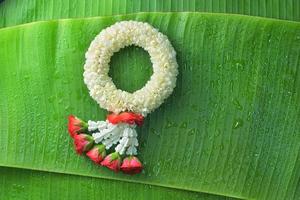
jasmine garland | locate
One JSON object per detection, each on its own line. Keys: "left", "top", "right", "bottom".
{"left": 68, "top": 21, "right": 178, "bottom": 174}
{"left": 83, "top": 20, "right": 178, "bottom": 116}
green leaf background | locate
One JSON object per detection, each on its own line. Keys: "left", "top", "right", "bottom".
{"left": 0, "top": 1, "right": 299, "bottom": 200}
{"left": 0, "top": 0, "right": 300, "bottom": 28}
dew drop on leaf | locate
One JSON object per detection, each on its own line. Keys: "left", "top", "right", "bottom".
{"left": 150, "top": 128, "right": 160, "bottom": 137}
{"left": 232, "top": 99, "right": 243, "bottom": 110}
{"left": 153, "top": 161, "right": 161, "bottom": 176}
{"left": 180, "top": 122, "right": 187, "bottom": 128}
{"left": 214, "top": 129, "right": 221, "bottom": 137}
{"left": 232, "top": 118, "right": 243, "bottom": 129}
{"left": 188, "top": 128, "right": 196, "bottom": 136}
{"left": 164, "top": 121, "right": 177, "bottom": 129}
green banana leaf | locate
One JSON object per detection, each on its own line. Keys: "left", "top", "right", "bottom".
{"left": 0, "top": 12, "right": 299, "bottom": 199}
{"left": 1, "top": 166, "right": 235, "bottom": 200}
{"left": 0, "top": 0, "right": 300, "bottom": 28}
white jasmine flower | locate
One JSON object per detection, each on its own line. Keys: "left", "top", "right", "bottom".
{"left": 88, "top": 120, "right": 98, "bottom": 131}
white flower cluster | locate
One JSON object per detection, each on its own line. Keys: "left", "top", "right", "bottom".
{"left": 88, "top": 120, "right": 138, "bottom": 155}
{"left": 84, "top": 20, "right": 178, "bottom": 116}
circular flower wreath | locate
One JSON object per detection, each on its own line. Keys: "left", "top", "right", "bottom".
{"left": 68, "top": 21, "right": 178, "bottom": 174}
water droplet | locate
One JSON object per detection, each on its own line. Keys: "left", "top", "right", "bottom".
{"left": 219, "top": 143, "right": 224, "bottom": 150}
{"left": 53, "top": 70, "right": 60, "bottom": 79}
{"left": 236, "top": 62, "right": 243, "bottom": 70}
{"left": 140, "top": 140, "right": 147, "bottom": 148}
{"left": 48, "top": 96, "right": 54, "bottom": 103}
{"left": 64, "top": 105, "right": 70, "bottom": 110}
{"left": 164, "top": 121, "right": 177, "bottom": 129}
{"left": 180, "top": 122, "right": 187, "bottom": 128}
{"left": 233, "top": 99, "right": 243, "bottom": 110}
{"left": 150, "top": 128, "right": 160, "bottom": 137}
{"left": 188, "top": 128, "right": 196, "bottom": 136}
{"left": 214, "top": 129, "right": 221, "bottom": 137}
{"left": 153, "top": 161, "right": 161, "bottom": 176}
{"left": 210, "top": 80, "right": 216, "bottom": 88}
{"left": 247, "top": 111, "right": 253, "bottom": 121}
{"left": 233, "top": 118, "right": 243, "bottom": 129}
{"left": 229, "top": 80, "right": 234, "bottom": 92}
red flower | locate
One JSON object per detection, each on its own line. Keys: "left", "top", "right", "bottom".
{"left": 107, "top": 112, "right": 144, "bottom": 126}
{"left": 73, "top": 134, "right": 94, "bottom": 155}
{"left": 101, "top": 152, "right": 121, "bottom": 172}
{"left": 120, "top": 156, "right": 143, "bottom": 174}
{"left": 68, "top": 115, "right": 87, "bottom": 138}
{"left": 86, "top": 144, "right": 106, "bottom": 164}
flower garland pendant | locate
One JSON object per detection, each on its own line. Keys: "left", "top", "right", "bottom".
{"left": 67, "top": 21, "right": 178, "bottom": 174}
